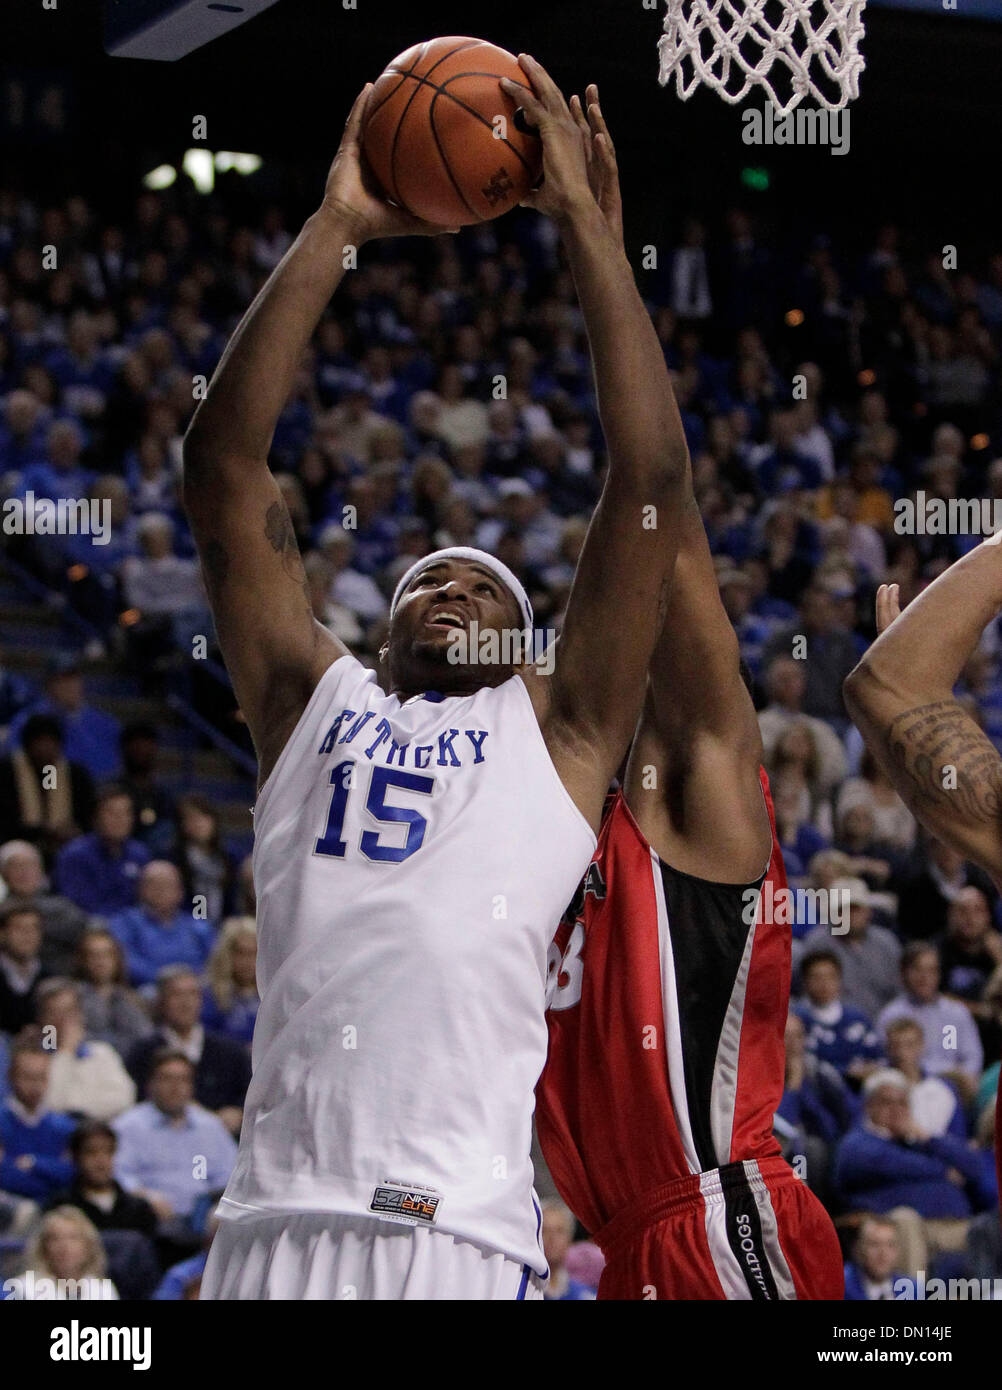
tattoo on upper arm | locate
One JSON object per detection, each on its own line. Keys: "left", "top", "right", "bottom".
{"left": 887, "top": 699, "right": 1002, "bottom": 825}
{"left": 264, "top": 501, "right": 301, "bottom": 569}
{"left": 264, "top": 500, "right": 316, "bottom": 632}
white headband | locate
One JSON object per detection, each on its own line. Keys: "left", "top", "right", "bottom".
{"left": 390, "top": 547, "right": 534, "bottom": 634}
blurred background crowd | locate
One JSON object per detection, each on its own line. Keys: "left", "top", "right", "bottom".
{"left": 2, "top": 172, "right": 1002, "bottom": 1300}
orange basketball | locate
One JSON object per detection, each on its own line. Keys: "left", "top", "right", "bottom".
{"left": 361, "top": 36, "right": 543, "bottom": 227}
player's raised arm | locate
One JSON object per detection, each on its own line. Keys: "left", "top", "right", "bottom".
{"left": 557, "top": 86, "right": 769, "bottom": 878}
{"left": 502, "top": 59, "right": 688, "bottom": 823}
{"left": 844, "top": 535, "right": 1002, "bottom": 888}
{"left": 182, "top": 86, "right": 456, "bottom": 784}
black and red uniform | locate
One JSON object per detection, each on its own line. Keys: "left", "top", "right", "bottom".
{"left": 537, "top": 768, "right": 843, "bottom": 1300}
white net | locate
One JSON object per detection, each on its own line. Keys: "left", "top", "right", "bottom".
{"left": 658, "top": 0, "right": 867, "bottom": 114}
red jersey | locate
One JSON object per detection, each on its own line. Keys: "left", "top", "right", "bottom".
{"left": 537, "top": 767, "right": 790, "bottom": 1238}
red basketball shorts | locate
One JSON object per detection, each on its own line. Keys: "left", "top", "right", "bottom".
{"left": 594, "top": 1156, "right": 844, "bottom": 1301}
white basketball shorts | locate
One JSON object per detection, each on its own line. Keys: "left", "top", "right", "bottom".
{"left": 200, "top": 1211, "right": 546, "bottom": 1301}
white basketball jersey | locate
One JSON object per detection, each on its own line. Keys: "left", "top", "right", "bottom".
{"left": 218, "top": 653, "right": 595, "bottom": 1275}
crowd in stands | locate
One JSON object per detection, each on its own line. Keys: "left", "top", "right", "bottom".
{"left": 3, "top": 175, "right": 1002, "bottom": 1297}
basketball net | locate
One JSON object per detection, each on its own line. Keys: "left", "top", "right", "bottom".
{"left": 658, "top": 0, "right": 866, "bottom": 114}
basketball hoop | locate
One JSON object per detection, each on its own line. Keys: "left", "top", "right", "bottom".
{"left": 658, "top": 0, "right": 867, "bottom": 114}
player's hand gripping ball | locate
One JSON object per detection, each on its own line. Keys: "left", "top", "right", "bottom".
{"left": 361, "top": 36, "right": 543, "bottom": 226}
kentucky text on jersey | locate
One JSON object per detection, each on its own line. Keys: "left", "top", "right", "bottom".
{"left": 318, "top": 707, "right": 490, "bottom": 769}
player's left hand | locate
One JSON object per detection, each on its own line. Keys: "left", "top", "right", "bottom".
{"left": 320, "top": 85, "right": 460, "bottom": 244}
{"left": 500, "top": 55, "right": 595, "bottom": 225}
{"left": 875, "top": 581, "right": 901, "bottom": 635}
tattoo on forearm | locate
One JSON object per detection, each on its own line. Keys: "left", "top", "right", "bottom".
{"left": 887, "top": 699, "right": 1002, "bottom": 825}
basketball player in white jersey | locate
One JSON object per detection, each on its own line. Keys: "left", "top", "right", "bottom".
{"left": 188, "top": 56, "right": 692, "bottom": 1299}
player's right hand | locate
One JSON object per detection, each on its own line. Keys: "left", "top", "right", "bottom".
{"left": 875, "top": 582, "right": 901, "bottom": 635}
{"left": 320, "top": 86, "right": 460, "bottom": 244}
{"left": 569, "top": 85, "right": 623, "bottom": 251}
{"left": 500, "top": 55, "right": 597, "bottom": 226}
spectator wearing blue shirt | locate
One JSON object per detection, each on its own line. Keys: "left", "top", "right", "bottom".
{"left": 761, "top": 584, "right": 860, "bottom": 725}
{"left": 844, "top": 1215, "right": 906, "bottom": 1301}
{"left": 343, "top": 475, "right": 399, "bottom": 576}
{"left": 0, "top": 1041, "right": 75, "bottom": 1203}
{"left": 718, "top": 568, "right": 774, "bottom": 676}
{"left": 776, "top": 1012, "right": 854, "bottom": 1206}
{"left": 834, "top": 1070, "right": 993, "bottom": 1277}
{"left": 43, "top": 312, "right": 115, "bottom": 416}
{"left": 796, "top": 949, "right": 883, "bottom": 1084}
{"left": 769, "top": 765, "right": 831, "bottom": 880}
{"left": 54, "top": 785, "right": 149, "bottom": 916}
{"left": 753, "top": 410, "right": 825, "bottom": 495}
{"left": 109, "top": 861, "right": 214, "bottom": 990}
{"left": 113, "top": 1050, "right": 236, "bottom": 1224}
{"left": 541, "top": 1201, "right": 596, "bottom": 1301}
{"left": 15, "top": 418, "right": 93, "bottom": 504}
{"left": 8, "top": 654, "right": 122, "bottom": 781}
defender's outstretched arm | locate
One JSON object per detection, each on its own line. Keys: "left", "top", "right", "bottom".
{"left": 844, "top": 534, "right": 1002, "bottom": 888}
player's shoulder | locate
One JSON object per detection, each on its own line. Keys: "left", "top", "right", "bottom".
{"left": 323, "top": 648, "right": 377, "bottom": 691}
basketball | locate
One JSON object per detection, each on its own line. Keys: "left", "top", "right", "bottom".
{"left": 361, "top": 36, "right": 543, "bottom": 227}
